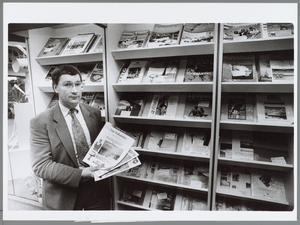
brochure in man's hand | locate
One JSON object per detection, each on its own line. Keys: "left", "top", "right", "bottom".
{"left": 83, "top": 122, "right": 140, "bottom": 181}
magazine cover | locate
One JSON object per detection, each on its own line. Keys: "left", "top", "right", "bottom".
{"left": 270, "top": 60, "right": 294, "bottom": 82}
{"left": 86, "top": 63, "right": 104, "bottom": 83}
{"left": 80, "top": 92, "right": 95, "bottom": 105}
{"left": 232, "top": 131, "right": 254, "bottom": 161}
{"left": 142, "top": 58, "right": 179, "bottom": 83}
{"left": 120, "top": 181, "right": 147, "bottom": 205}
{"left": 37, "top": 37, "right": 69, "bottom": 57}
{"left": 266, "top": 23, "right": 294, "bottom": 38}
{"left": 179, "top": 163, "right": 209, "bottom": 189}
{"left": 115, "top": 93, "right": 146, "bottom": 117}
{"left": 83, "top": 122, "right": 135, "bottom": 170}
{"left": 220, "top": 94, "right": 255, "bottom": 122}
{"left": 230, "top": 166, "right": 252, "bottom": 196}
{"left": 148, "top": 93, "right": 180, "bottom": 118}
{"left": 223, "top": 23, "right": 262, "bottom": 41}
{"left": 76, "top": 64, "right": 95, "bottom": 82}
{"left": 147, "top": 23, "right": 183, "bottom": 47}
{"left": 117, "top": 30, "right": 150, "bottom": 49}
{"left": 117, "top": 60, "right": 148, "bottom": 84}
{"left": 181, "top": 128, "right": 210, "bottom": 157}
{"left": 146, "top": 128, "right": 178, "bottom": 152}
{"left": 180, "top": 23, "right": 214, "bottom": 44}
{"left": 44, "top": 66, "right": 56, "bottom": 82}
{"left": 149, "top": 186, "right": 175, "bottom": 210}
{"left": 87, "top": 34, "right": 103, "bottom": 53}
{"left": 180, "top": 194, "right": 207, "bottom": 211}
{"left": 222, "top": 54, "right": 256, "bottom": 82}
{"left": 90, "top": 92, "right": 105, "bottom": 116}
{"left": 121, "top": 159, "right": 148, "bottom": 178}
{"left": 256, "top": 93, "right": 294, "bottom": 124}
{"left": 184, "top": 56, "right": 214, "bottom": 82}
{"left": 153, "top": 160, "right": 181, "bottom": 184}
{"left": 60, "top": 33, "right": 95, "bottom": 55}
{"left": 252, "top": 169, "right": 287, "bottom": 203}
{"left": 219, "top": 130, "right": 232, "bottom": 158}
{"left": 183, "top": 93, "right": 212, "bottom": 120}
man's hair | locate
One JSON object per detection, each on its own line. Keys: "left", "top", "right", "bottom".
{"left": 51, "top": 65, "right": 82, "bottom": 90}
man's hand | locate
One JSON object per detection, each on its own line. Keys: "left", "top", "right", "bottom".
{"left": 80, "top": 166, "right": 102, "bottom": 182}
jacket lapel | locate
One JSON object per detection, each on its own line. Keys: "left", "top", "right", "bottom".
{"left": 53, "top": 104, "right": 79, "bottom": 167}
{"left": 80, "top": 103, "right": 98, "bottom": 143}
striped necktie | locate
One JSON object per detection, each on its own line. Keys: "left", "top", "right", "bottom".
{"left": 69, "top": 108, "right": 90, "bottom": 167}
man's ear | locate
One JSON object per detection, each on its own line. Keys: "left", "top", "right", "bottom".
{"left": 53, "top": 84, "right": 58, "bottom": 93}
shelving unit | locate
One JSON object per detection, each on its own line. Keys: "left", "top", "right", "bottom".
{"left": 27, "top": 23, "right": 106, "bottom": 115}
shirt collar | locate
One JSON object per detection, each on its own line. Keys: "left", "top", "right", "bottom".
{"left": 58, "top": 101, "right": 81, "bottom": 117}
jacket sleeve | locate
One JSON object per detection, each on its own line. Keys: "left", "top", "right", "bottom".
{"left": 30, "top": 117, "right": 82, "bottom": 188}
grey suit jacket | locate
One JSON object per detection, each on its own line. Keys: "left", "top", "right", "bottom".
{"left": 30, "top": 103, "right": 108, "bottom": 210}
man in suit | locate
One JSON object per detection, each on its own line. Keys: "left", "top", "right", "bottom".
{"left": 30, "top": 65, "right": 111, "bottom": 210}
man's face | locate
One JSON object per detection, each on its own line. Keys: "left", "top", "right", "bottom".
{"left": 54, "top": 74, "right": 82, "bottom": 109}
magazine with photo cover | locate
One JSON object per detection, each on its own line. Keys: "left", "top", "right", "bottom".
{"left": 180, "top": 23, "right": 214, "bottom": 45}
{"left": 222, "top": 54, "right": 257, "bottom": 82}
{"left": 37, "top": 37, "right": 69, "bottom": 57}
{"left": 142, "top": 58, "right": 180, "bottom": 83}
{"left": 179, "top": 162, "right": 209, "bottom": 189}
{"left": 149, "top": 186, "right": 176, "bottom": 210}
{"left": 60, "top": 33, "right": 96, "bottom": 55}
{"left": 179, "top": 193, "right": 208, "bottom": 211}
{"left": 181, "top": 128, "right": 210, "bottom": 157}
{"left": 82, "top": 122, "right": 136, "bottom": 179}
{"left": 121, "top": 158, "right": 148, "bottom": 179}
{"left": 232, "top": 131, "right": 254, "bottom": 161}
{"left": 256, "top": 93, "right": 294, "bottom": 125}
{"left": 252, "top": 169, "right": 287, "bottom": 203}
{"left": 184, "top": 56, "right": 214, "bottom": 82}
{"left": 90, "top": 92, "right": 105, "bottom": 116}
{"left": 270, "top": 59, "right": 294, "bottom": 83}
{"left": 122, "top": 128, "right": 146, "bottom": 149}
{"left": 221, "top": 94, "right": 255, "bottom": 122}
{"left": 87, "top": 34, "right": 103, "bottom": 53}
{"left": 44, "top": 66, "right": 56, "bottom": 82}
{"left": 223, "top": 23, "right": 262, "bottom": 41}
{"left": 115, "top": 93, "right": 146, "bottom": 117}
{"left": 148, "top": 93, "right": 180, "bottom": 118}
{"left": 80, "top": 92, "right": 95, "bottom": 105}
{"left": 265, "top": 23, "right": 294, "bottom": 38}
{"left": 117, "top": 30, "right": 150, "bottom": 49}
{"left": 183, "top": 93, "right": 212, "bottom": 120}
{"left": 153, "top": 160, "right": 181, "bottom": 184}
{"left": 76, "top": 64, "right": 95, "bottom": 82}
{"left": 116, "top": 61, "right": 130, "bottom": 83}
{"left": 86, "top": 62, "right": 104, "bottom": 83}
{"left": 117, "top": 60, "right": 148, "bottom": 84}
{"left": 145, "top": 128, "right": 178, "bottom": 152}
{"left": 147, "top": 23, "right": 184, "bottom": 47}
{"left": 120, "top": 181, "right": 147, "bottom": 205}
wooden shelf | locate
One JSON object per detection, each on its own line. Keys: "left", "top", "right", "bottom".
{"left": 113, "top": 82, "right": 214, "bottom": 93}
{"left": 222, "top": 82, "right": 294, "bottom": 93}
{"left": 35, "top": 52, "right": 103, "bottom": 66}
{"left": 135, "top": 148, "right": 210, "bottom": 163}
{"left": 220, "top": 121, "right": 294, "bottom": 133}
{"left": 38, "top": 83, "right": 104, "bottom": 92}
{"left": 111, "top": 42, "right": 215, "bottom": 60}
{"left": 117, "top": 201, "right": 152, "bottom": 211}
{"left": 218, "top": 158, "right": 293, "bottom": 172}
{"left": 223, "top": 37, "right": 294, "bottom": 53}
{"left": 216, "top": 190, "right": 289, "bottom": 206}
{"left": 113, "top": 116, "right": 212, "bottom": 129}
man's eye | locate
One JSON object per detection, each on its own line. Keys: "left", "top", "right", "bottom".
{"left": 75, "top": 83, "right": 81, "bottom": 87}
{"left": 64, "top": 83, "right": 72, "bottom": 88}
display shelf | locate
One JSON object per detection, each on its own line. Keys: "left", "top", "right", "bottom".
{"left": 220, "top": 121, "right": 294, "bottom": 134}
{"left": 113, "top": 82, "right": 214, "bottom": 93}
{"left": 116, "top": 175, "right": 209, "bottom": 194}
{"left": 135, "top": 148, "right": 210, "bottom": 163}
{"left": 216, "top": 190, "right": 289, "bottom": 206}
{"left": 35, "top": 52, "right": 103, "bottom": 66}
{"left": 217, "top": 158, "right": 293, "bottom": 172}
{"left": 223, "top": 37, "right": 294, "bottom": 53}
{"left": 113, "top": 116, "right": 212, "bottom": 129}
{"left": 116, "top": 201, "right": 152, "bottom": 210}
{"left": 111, "top": 42, "right": 214, "bottom": 60}
{"left": 38, "top": 83, "right": 104, "bottom": 93}
{"left": 221, "top": 82, "right": 294, "bottom": 93}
